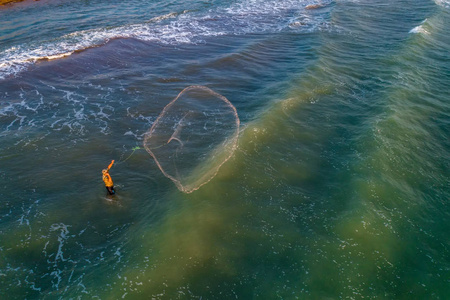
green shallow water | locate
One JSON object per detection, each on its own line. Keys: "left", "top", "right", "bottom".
{"left": 0, "top": 0, "right": 449, "bottom": 298}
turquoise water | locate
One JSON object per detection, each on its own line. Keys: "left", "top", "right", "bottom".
{"left": 0, "top": 0, "right": 449, "bottom": 298}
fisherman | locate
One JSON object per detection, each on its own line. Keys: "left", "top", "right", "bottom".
{"left": 102, "top": 160, "right": 115, "bottom": 195}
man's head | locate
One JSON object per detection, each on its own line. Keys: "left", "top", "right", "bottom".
{"left": 102, "top": 169, "right": 108, "bottom": 174}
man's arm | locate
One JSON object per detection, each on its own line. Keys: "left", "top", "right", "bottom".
{"left": 107, "top": 160, "right": 115, "bottom": 171}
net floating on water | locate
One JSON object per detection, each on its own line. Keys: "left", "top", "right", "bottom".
{"left": 144, "top": 86, "right": 240, "bottom": 193}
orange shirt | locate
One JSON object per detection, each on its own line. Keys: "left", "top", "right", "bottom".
{"left": 103, "top": 173, "right": 114, "bottom": 187}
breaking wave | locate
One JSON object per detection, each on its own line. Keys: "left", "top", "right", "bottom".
{"left": 0, "top": 0, "right": 333, "bottom": 79}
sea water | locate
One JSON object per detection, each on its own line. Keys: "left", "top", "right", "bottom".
{"left": 0, "top": 0, "right": 449, "bottom": 298}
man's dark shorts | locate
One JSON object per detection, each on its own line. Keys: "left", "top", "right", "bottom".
{"left": 106, "top": 186, "right": 115, "bottom": 195}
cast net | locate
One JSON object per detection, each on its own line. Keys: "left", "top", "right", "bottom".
{"left": 143, "top": 86, "right": 240, "bottom": 193}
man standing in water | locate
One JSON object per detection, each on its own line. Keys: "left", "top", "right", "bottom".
{"left": 102, "top": 160, "right": 115, "bottom": 195}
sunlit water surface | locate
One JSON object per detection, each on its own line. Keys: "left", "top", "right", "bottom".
{"left": 0, "top": 0, "right": 449, "bottom": 298}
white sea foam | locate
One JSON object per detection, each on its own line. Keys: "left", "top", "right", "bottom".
{"left": 49, "top": 223, "right": 71, "bottom": 264}
{"left": 43, "top": 52, "right": 75, "bottom": 61}
{"left": 0, "top": 0, "right": 331, "bottom": 79}
{"left": 0, "top": 83, "right": 118, "bottom": 137}
{"left": 409, "top": 19, "right": 430, "bottom": 35}
{"left": 409, "top": 25, "right": 429, "bottom": 35}
{"left": 434, "top": 0, "right": 450, "bottom": 8}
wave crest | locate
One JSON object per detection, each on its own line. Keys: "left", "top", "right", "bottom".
{"left": 0, "top": 0, "right": 332, "bottom": 79}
